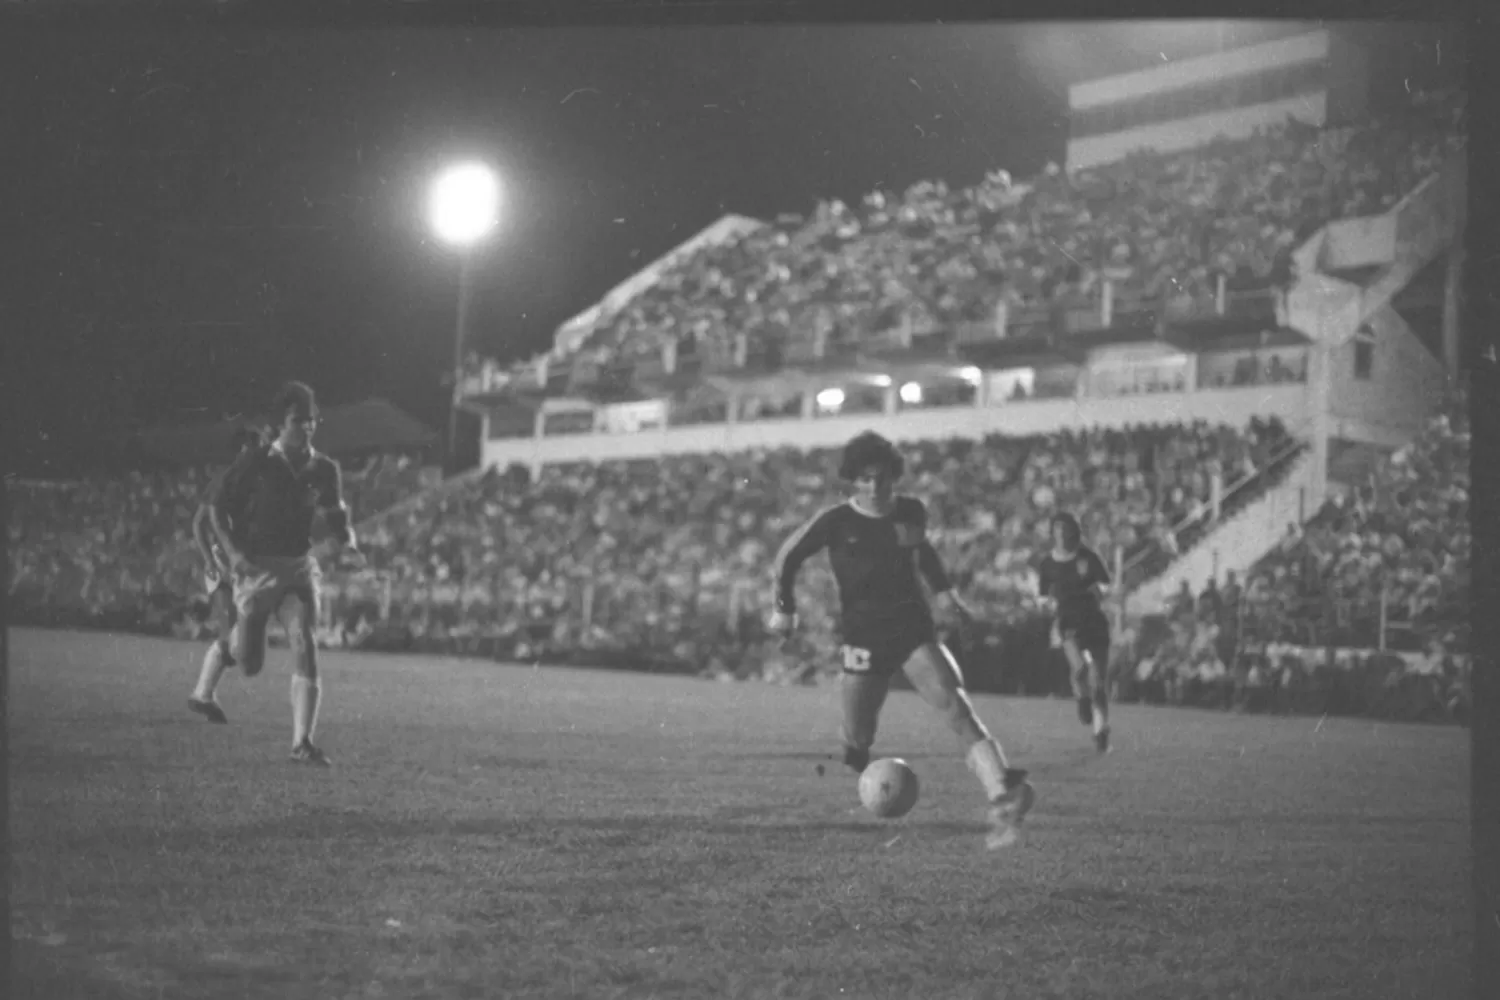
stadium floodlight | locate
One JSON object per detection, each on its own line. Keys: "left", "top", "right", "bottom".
{"left": 428, "top": 161, "right": 501, "bottom": 248}
{"left": 427, "top": 160, "right": 502, "bottom": 474}
{"left": 900, "top": 382, "right": 924, "bottom": 405}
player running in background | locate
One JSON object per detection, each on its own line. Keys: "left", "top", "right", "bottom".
{"left": 200, "top": 381, "right": 361, "bottom": 765}
{"left": 771, "top": 431, "right": 1035, "bottom": 850}
{"left": 1036, "top": 511, "right": 1113, "bottom": 754}
{"left": 187, "top": 423, "right": 268, "bottom": 724}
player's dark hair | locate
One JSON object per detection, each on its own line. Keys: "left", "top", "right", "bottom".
{"left": 838, "top": 431, "right": 904, "bottom": 482}
{"left": 271, "top": 381, "right": 318, "bottom": 423}
{"left": 1051, "top": 511, "right": 1082, "bottom": 549}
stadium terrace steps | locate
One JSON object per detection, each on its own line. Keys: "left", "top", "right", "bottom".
{"left": 1289, "top": 150, "right": 1466, "bottom": 351}
{"left": 1126, "top": 446, "right": 1315, "bottom": 617}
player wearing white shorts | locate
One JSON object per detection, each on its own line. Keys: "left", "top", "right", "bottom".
{"left": 193, "top": 381, "right": 361, "bottom": 765}
{"left": 770, "top": 431, "right": 1036, "bottom": 850}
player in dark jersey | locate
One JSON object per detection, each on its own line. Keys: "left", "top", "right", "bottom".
{"left": 203, "top": 381, "right": 361, "bottom": 765}
{"left": 771, "top": 431, "right": 1035, "bottom": 850}
{"left": 187, "top": 423, "right": 268, "bottom": 724}
{"left": 1036, "top": 511, "right": 1113, "bottom": 753}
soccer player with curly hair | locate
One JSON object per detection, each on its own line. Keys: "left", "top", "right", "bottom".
{"left": 771, "top": 430, "right": 1035, "bottom": 849}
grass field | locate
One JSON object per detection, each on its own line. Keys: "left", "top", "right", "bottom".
{"left": 9, "top": 628, "right": 1472, "bottom": 1000}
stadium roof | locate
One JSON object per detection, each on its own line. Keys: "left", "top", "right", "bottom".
{"left": 552, "top": 213, "right": 765, "bottom": 356}
{"left": 133, "top": 398, "right": 437, "bottom": 465}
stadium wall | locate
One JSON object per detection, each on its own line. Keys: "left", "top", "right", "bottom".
{"left": 1324, "top": 304, "right": 1446, "bottom": 447}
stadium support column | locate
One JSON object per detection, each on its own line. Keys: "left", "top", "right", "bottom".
{"left": 726, "top": 389, "right": 739, "bottom": 425}
{"left": 448, "top": 254, "right": 477, "bottom": 477}
{"left": 1305, "top": 339, "right": 1332, "bottom": 512}
{"left": 531, "top": 406, "right": 546, "bottom": 482}
{"left": 1443, "top": 242, "right": 1463, "bottom": 383}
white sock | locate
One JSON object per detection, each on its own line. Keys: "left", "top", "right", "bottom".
{"left": 965, "top": 739, "right": 1011, "bottom": 802}
{"left": 193, "top": 643, "right": 227, "bottom": 702}
{"left": 1092, "top": 702, "right": 1109, "bottom": 735}
{"left": 291, "top": 675, "right": 321, "bottom": 746}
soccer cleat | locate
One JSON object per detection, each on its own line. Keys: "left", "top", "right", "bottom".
{"left": 842, "top": 746, "right": 870, "bottom": 774}
{"left": 1094, "top": 727, "right": 1111, "bottom": 755}
{"left": 985, "top": 767, "right": 1035, "bottom": 850}
{"left": 1076, "top": 696, "right": 1093, "bottom": 725}
{"left": 290, "top": 741, "right": 331, "bottom": 767}
{"left": 187, "top": 697, "right": 228, "bottom": 724}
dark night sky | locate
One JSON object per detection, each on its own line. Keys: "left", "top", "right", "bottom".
{"left": 5, "top": 15, "right": 1461, "bottom": 472}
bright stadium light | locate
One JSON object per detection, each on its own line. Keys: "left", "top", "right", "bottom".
{"left": 900, "top": 382, "right": 924, "bottom": 405}
{"left": 815, "top": 388, "right": 845, "bottom": 410}
{"left": 428, "top": 162, "right": 501, "bottom": 247}
{"left": 959, "top": 366, "right": 982, "bottom": 385}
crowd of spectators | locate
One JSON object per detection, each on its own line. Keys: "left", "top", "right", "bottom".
{"left": 1239, "top": 396, "right": 1468, "bottom": 652}
{"left": 470, "top": 90, "right": 1463, "bottom": 395}
{"left": 322, "top": 420, "right": 1294, "bottom": 674}
{"left": 7, "top": 454, "right": 435, "bottom": 633}
{"left": 11, "top": 420, "right": 1288, "bottom": 660}
{"left": 10, "top": 404, "right": 1468, "bottom": 726}
{"left": 1118, "top": 389, "right": 1471, "bottom": 724}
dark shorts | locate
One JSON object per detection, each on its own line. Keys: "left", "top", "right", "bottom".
{"left": 1058, "top": 612, "right": 1110, "bottom": 667}
{"left": 1058, "top": 608, "right": 1108, "bottom": 640}
{"left": 839, "top": 616, "right": 937, "bottom": 678}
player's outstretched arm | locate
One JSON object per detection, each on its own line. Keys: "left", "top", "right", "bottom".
{"left": 768, "top": 505, "right": 835, "bottom": 635}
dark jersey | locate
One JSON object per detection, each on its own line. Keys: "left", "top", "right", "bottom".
{"left": 1037, "top": 545, "right": 1111, "bottom": 631}
{"left": 212, "top": 443, "right": 345, "bottom": 559}
{"left": 773, "top": 496, "right": 950, "bottom": 645}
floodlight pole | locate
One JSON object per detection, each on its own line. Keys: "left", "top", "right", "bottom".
{"left": 448, "top": 252, "right": 477, "bottom": 476}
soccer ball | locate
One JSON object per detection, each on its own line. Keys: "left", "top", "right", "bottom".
{"left": 858, "top": 758, "right": 920, "bottom": 819}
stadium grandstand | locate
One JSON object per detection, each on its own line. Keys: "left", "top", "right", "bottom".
{"left": 9, "top": 27, "right": 1470, "bottom": 725}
